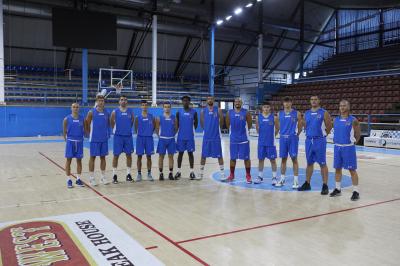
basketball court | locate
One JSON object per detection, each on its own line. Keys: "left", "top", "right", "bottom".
{"left": 1, "top": 134, "right": 399, "bottom": 265}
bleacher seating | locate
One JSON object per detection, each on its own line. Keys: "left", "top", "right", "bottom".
{"left": 308, "top": 45, "right": 400, "bottom": 77}
{"left": 4, "top": 65, "right": 235, "bottom": 106}
{"left": 270, "top": 75, "right": 400, "bottom": 119}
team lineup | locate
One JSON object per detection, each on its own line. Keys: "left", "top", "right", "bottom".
{"left": 63, "top": 93, "right": 361, "bottom": 201}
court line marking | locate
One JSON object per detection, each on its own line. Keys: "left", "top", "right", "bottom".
{"left": 38, "top": 152, "right": 209, "bottom": 266}
{"left": 175, "top": 197, "right": 400, "bottom": 245}
{"left": 0, "top": 182, "right": 218, "bottom": 210}
{"left": 145, "top": 246, "right": 158, "bottom": 250}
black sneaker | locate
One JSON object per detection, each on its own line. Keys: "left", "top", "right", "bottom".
{"left": 298, "top": 181, "right": 311, "bottom": 191}
{"left": 126, "top": 174, "right": 133, "bottom": 182}
{"left": 168, "top": 173, "right": 174, "bottom": 180}
{"left": 351, "top": 191, "right": 360, "bottom": 201}
{"left": 174, "top": 172, "right": 181, "bottom": 180}
{"left": 190, "top": 172, "right": 196, "bottom": 180}
{"left": 329, "top": 188, "right": 341, "bottom": 197}
{"left": 321, "top": 183, "right": 329, "bottom": 195}
{"left": 112, "top": 175, "right": 118, "bottom": 184}
{"left": 159, "top": 173, "right": 164, "bottom": 181}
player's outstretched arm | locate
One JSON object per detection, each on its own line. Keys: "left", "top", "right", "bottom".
{"left": 200, "top": 109, "right": 204, "bottom": 129}
{"left": 85, "top": 111, "right": 93, "bottom": 137}
{"left": 274, "top": 115, "right": 280, "bottom": 136}
{"left": 193, "top": 111, "right": 198, "bottom": 130}
{"left": 324, "top": 111, "right": 333, "bottom": 135}
{"left": 353, "top": 118, "right": 361, "bottom": 143}
{"left": 218, "top": 109, "right": 224, "bottom": 129}
{"left": 63, "top": 118, "right": 67, "bottom": 141}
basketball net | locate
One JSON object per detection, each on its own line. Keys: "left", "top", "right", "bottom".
{"left": 114, "top": 83, "right": 123, "bottom": 95}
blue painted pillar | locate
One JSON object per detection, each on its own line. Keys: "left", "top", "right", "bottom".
{"left": 209, "top": 24, "right": 215, "bottom": 96}
{"left": 82, "top": 48, "right": 88, "bottom": 105}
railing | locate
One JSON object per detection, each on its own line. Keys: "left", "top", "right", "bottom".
{"left": 224, "top": 72, "right": 288, "bottom": 87}
{"left": 352, "top": 114, "right": 400, "bottom": 136}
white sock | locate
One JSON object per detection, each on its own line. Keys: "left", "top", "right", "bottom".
{"left": 294, "top": 175, "right": 298, "bottom": 183}
{"left": 258, "top": 171, "right": 263, "bottom": 178}
{"left": 101, "top": 170, "right": 106, "bottom": 178}
{"left": 177, "top": 167, "right": 181, "bottom": 173}
{"left": 272, "top": 171, "right": 277, "bottom": 178}
{"left": 89, "top": 172, "right": 94, "bottom": 179}
{"left": 127, "top": 168, "right": 131, "bottom": 175}
{"left": 220, "top": 165, "right": 224, "bottom": 177}
{"left": 190, "top": 167, "right": 194, "bottom": 174}
{"left": 353, "top": 185, "right": 359, "bottom": 192}
{"left": 200, "top": 165, "right": 205, "bottom": 175}
{"left": 281, "top": 174, "right": 285, "bottom": 180}
{"left": 112, "top": 168, "right": 117, "bottom": 175}
{"left": 336, "top": 182, "right": 341, "bottom": 190}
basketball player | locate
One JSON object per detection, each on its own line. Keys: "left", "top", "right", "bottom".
{"left": 63, "top": 103, "right": 85, "bottom": 188}
{"left": 330, "top": 100, "right": 360, "bottom": 201}
{"left": 254, "top": 101, "right": 278, "bottom": 184}
{"left": 86, "top": 94, "right": 110, "bottom": 186}
{"left": 224, "top": 98, "right": 252, "bottom": 184}
{"left": 135, "top": 100, "right": 155, "bottom": 182}
{"left": 199, "top": 96, "right": 224, "bottom": 181}
{"left": 110, "top": 95, "right": 134, "bottom": 184}
{"left": 155, "top": 102, "right": 177, "bottom": 181}
{"left": 275, "top": 96, "right": 302, "bottom": 188}
{"left": 298, "top": 95, "right": 332, "bottom": 195}
{"left": 175, "top": 95, "right": 198, "bottom": 180}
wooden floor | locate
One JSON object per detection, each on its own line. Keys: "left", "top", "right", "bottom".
{"left": 0, "top": 135, "right": 399, "bottom": 266}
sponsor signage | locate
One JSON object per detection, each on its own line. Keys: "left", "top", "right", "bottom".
{"left": 0, "top": 212, "right": 164, "bottom": 266}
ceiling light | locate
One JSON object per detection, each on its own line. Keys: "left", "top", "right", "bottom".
{"left": 234, "top": 8, "right": 243, "bottom": 15}
{"left": 246, "top": 3, "right": 253, "bottom": 8}
{"left": 226, "top": 15, "right": 232, "bottom": 21}
{"left": 216, "top": 19, "right": 223, "bottom": 25}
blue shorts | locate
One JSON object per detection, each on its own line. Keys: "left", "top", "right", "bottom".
{"left": 157, "top": 138, "right": 176, "bottom": 155}
{"left": 230, "top": 142, "right": 250, "bottom": 160}
{"left": 305, "top": 137, "right": 327, "bottom": 165}
{"left": 65, "top": 140, "right": 83, "bottom": 159}
{"left": 279, "top": 135, "right": 299, "bottom": 158}
{"left": 176, "top": 139, "right": 195, "bottom": 152}
{"left": 258, "top": 145, "right": 277, "bottom": 160}
{"left": 113, "top": 135, "right": 134, "bottom": 156}
{"left": 136, "top": 136, "right": 154, "bottom": 156}
{"left": 90, "top": 141, "right": 109, "bottom": 157}
{"left": 334, "top": 145, "right": 357, "bottom": 170}
{"left": 202, "top": 139, "right": 222, "bottom": 158}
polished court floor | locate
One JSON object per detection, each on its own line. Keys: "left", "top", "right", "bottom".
{"left": 0, "top": 135, "right": 399, "bottom": 265}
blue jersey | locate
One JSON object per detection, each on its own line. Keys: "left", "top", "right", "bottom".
{"left": 89, "top": 108, "right": 109, "bottom": 142}
{"left": 258, "top": 113, "right": 275, "bottom": 147}
{"left": 137, "top": 113, "right": 154, "bottom": 137}
{"left": 229, "top": 108, "right": 248, "bottom": 143}
{"left": 113, "top": 108, "right": 133, "bottom": 136}
{"left": 66, "top": 114, "right": 84, "bottom": 141}
{"left": 279, "top": 110, "right": 298, "bottom": 136}
{"left": 159, "top": 114, "right": 176, "bottom": 139}
{"left": 333, "top": 115, "right": 356, "bottom": 145}
{"left": 177, "top": 108, "right": 196, "bottom": 141}
{"left": 304, "top": 108, "right": 327, "bottom": 138}
{"left": 203, "top": 106, "right": 221, "bottom": 141}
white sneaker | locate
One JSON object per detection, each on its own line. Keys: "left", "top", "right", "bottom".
{"left": 197, "top": 173, "right": 203, "bottom": 180}
{"left": 275, "top": 178, "right": 285, "bottom": 187}
{"left": 147, "top": 173, "right": 154, "bottom": 182}
{"left": 101, "top": 176, "right": 110, "bottom": 185}
{"left": 254, "top": 176, "right": 263, "bottom": 184}
{"left": 89, "top": 177, "right": 97, "bottom": 186}
{"left": 136, "top": 173, "right": 142, "bottom": 182}
{"left": 292, "top": 180, "right": 299, "bottom": 189}
{"left": 272, "top": 177, "right": 278, "bottom": 186}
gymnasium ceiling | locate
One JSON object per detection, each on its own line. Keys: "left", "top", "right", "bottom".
{"left": 3, "top": 0, "right": 400, "bottom": 76}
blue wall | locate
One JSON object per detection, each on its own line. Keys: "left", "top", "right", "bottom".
{"left": 0, "top": 106, "right": 204, "bottom": 137}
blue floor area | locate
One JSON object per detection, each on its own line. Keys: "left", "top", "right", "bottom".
{"left": 212, "top": 167, "right": 352, "bottom": 192}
